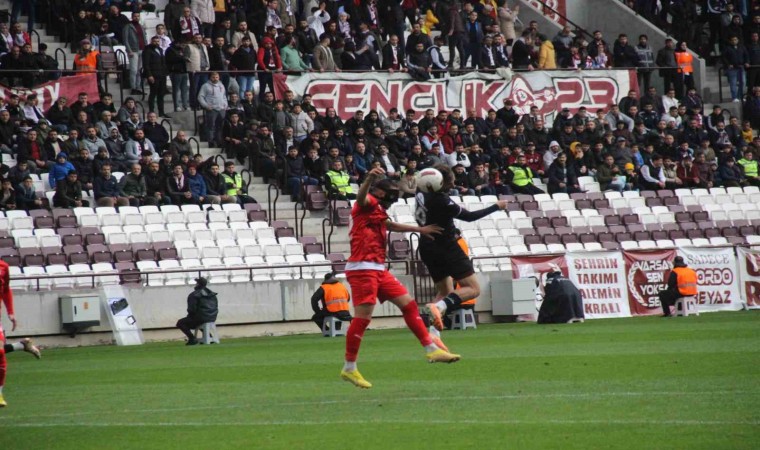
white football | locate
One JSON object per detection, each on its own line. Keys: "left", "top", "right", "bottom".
{"left": 417, "top": 168, "right": 444, "bottom": 193}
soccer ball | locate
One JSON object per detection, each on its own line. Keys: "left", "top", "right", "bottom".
{"left": 417, "top": 168, "right": 444, "bottom": 193}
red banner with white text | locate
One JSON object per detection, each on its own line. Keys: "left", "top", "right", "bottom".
{"left": 0, "top": 74, "right": 100, "bottom": 113}
{"left": 624, "top": 249, "right": 677, "bottom": 316}
{"left": 527, "top": 0, "right": 567, "bottom": 25}
{"left": 282, "top": 70, "right": 636, "bottom": 126}
{"left": 737, "top": 247, "right": 760, "bottom": 309}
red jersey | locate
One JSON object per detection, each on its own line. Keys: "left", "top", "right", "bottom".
{"left": 0, "top": 260, "right": 14, "bottom": 316}
{"left": 347, "top": 194, "right": 388, "bottom": 268}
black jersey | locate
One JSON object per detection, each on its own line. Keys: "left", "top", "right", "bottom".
{"left": 415, "top": 191, "right": 502, "bottom": 244}
{"left": 415, "top": 191, "right": 461, "bottom": 244}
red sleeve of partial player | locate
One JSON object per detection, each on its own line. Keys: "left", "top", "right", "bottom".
{"left": 1, "top": 262, "right": 13, "bottom": 316}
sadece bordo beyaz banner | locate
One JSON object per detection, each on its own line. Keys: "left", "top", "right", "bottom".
{"left": 677, "top": 246, "right": 743, "bottom": 312}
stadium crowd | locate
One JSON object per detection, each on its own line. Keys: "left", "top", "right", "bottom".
{"left": 0, "top": 1, "right": 755, "bottom": 212}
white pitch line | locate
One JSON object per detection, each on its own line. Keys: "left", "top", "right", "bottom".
{"left": 2, "top": 418, "right": 759, "bottom": 428}
{"left": 0, "top": 390, "right": 756, "bottom": 421}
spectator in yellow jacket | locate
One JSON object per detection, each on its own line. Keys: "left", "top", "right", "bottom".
{"left": 538, "top": 39, "right": 557, "bottom": 69}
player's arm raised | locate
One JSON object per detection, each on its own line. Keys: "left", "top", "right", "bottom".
{"left": 356, "top": 167, "right": 386, "bottom": 208}
{"left": 387, "top": 221, "right": 443, "bottom": 239}
{"left": 455, "top": 200, "right": 508, "bottom": 222}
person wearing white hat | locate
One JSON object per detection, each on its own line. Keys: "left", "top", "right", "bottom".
{"left": 543, "top": 140, "right": 561, "bottom": 169}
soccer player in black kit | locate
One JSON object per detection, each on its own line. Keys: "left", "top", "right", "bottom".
{"left": 416, "top": 165, "right": 508, "bottom": 330}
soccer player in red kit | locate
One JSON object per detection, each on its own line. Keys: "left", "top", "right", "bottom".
{"left": 341, "top": 168, "right": 461, "bottom": 389}
{"left": 0, "top": 259, "right": 17, "bottom": 407}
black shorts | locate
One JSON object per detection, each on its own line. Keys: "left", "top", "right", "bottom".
{"left": 419, "top": 239, "right": 475, "bottom": 283}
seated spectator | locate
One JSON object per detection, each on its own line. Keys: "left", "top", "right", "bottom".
{"left": 94, "top": 163, "right": 129, "bottom": 207}
{"left": 693, "top": 152, "right": 715, "bottom": 188}
{"left": 468, "top": 162, "right": 493, "bottom": 195}
{"left": 144, "top": 161, "right": 169, "bottom": 205}
{"left": 719, "top": 157, "right": 746, "bottom": 187}
{"left": 222, "top": 112, "right": 247, "bottom": 162}
{"left": 505, "top": 154, "right": 544, "bottom": 194}
{"left": 203, "top": 162, "right": 235, "bottom": 204}
{"left": 169, "top": 131, "right": 192, "bottom": 160}
{"left": 596, "top": 154, "right": 625, "bottom": 193}
{"left": 222, "top": 161, "right": 256, "bottom": 205}
{"left": 83, "top": 126, "right": 107, "bottom": 156}
{"left": 7, "top": 160, "right": 31, "bottom": 188}
{"left": 121, "top": 111, "right": 144, "bottom": 140}
{"left": 16, "top": 129, "right": 50, "bottom": 172}
{"left": 445, "top": 164, "right": 471, "bottom": 196}
{"left": 0, "top": 110, "right": 17, "bottom": 155}
{"left": 119, "top": 163, "right": 156, "bottom": 206}
{"left": 546, "top": 152, "right": 581, "bottom": 194}
{"left": 166, "top": 163, "right": 194, "bottom": 204}
{"left": 662, "top": 156, "right": 683, "bottom": 189}
{"left": 72, "top": 148, "right": 95, "bottom": 192}
{"left": 15, "top": 176, "right": 43, "bottom": 210}
{"left": 117, "top": 97, "right": 139, "bottom": 124}
{"left": 125, "top": 129, "right": 158, "bottom": 165}
{"left": 48, "top": 152, "right": 75, "bottom": 190}
{"left": 187, "top": 163, "right": 219, "bottom": 204}
{"left": 325, "top": 159, "right": 356, "bottom": 200}
{"left": 53, "top": 170, "right": 88, "bottom": 208}
{"left": 95, "top": 111, "right": 119, "bottom": 140}
{"left": 93, "top": 93, "right": 117, "bottom": 124}
{"left": 0, "top": 178, "right": 16, "bottom": 211}
{"left": 676, "top": 155, "right": 704, "bottom": 188}
{"left": 737, "top": 148, "right": 760, "bottom": 186}
{"left": 142, "top": 112, "right": 170, "bottom": 153}
{"left": 45, "top": 97, "right": 74, "bottom": 133}
{"left": 639, "top": 154, "right": 666, "bottom": 190}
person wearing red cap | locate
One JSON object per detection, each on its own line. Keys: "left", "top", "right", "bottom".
{"left": 256, "top": 37, "right": 282, "bottom": 101}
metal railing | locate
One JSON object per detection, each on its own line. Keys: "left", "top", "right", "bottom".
{"left": 267, "top": 182, "right": 280, "bottom": 224}
{"left": 160, "top": 118, "right": 173, "bottom": 138}
{"left": 187, "top": 136, "right": 201, "bottom": 156}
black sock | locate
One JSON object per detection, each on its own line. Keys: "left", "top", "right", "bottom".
{"left": 4, "top": 344, "right": 13, "bottom": 353}
{"left": 443, "top": 293, "right": 463, "bottom": 311}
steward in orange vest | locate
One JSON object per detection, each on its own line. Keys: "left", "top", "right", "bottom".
{"left": 659, "top": 256, "right": 698, "bottom": 317}
{"left": 311, "top": 272, "right": 352, "bottom": 330}
{"left": 74, "top": 40, "right": 101, "bottom": 73}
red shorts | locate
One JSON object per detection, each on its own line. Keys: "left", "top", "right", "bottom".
{"left": 346, "top": 270, "right": 409, "bottom": 306}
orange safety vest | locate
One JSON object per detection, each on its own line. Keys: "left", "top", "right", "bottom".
{"left": 675, "top": 52, "right": 693, "bottom": 74}
{"left": 322, "top": 282, "right": 350, "bottom": 313}
{"left": 672, "top": 266, "right": 698, "bottom": 296}
{"left": 74, "top": 50, "right": 99, "bottom": 73}
{"left": 457, "top": 238, "right": 476, "bottom": 306}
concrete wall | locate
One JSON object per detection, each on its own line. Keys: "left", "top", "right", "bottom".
{"left": 551, "top": 0, "right": 706, "bottom": 95}
{"left": 3, "top": 271, "right": 514, "bottom": 343}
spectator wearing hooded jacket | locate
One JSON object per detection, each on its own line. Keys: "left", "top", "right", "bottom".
{"left": 257, "top": 37, "right": 282, "bottom": 101}
{"left": 48, "top": 152, "right": 76, "bottom": 189}
{"left": 187, "top": 163, "right": 220, "bottom": 204}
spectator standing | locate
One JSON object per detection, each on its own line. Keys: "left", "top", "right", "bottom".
{"left": 497, "top": 2, "right": 519, "bottom": 45}
{"left": 447, "top": 2, "right": 466, "bottom": 69}
{"left": 312, "top": 34, "right": 336, "bottom": 72}
{"left": 198, "top": 72, "right": 228, "bottom": 147}
{"left": 635, "top": 35, "right": 655, "bottom": 91}
{"left": 257, "top": 37, "right": 282, "bottom": 101}
{"left": 656, "top": 39, "right": 677, "bottom": 94}
{"left": 674, "top": 41, "right": 695, "bottom": 99}
{"left": 124, "top": 13, "right": 148, "bottom": 94}
{"left": 511, "top": 30, "right": 534, "bottom": 70}
{"left": 747, "top": 32, "right": 760, "bottom": 96}
{"left": 231, "top": 36, "right": 258, "bottom": 94}
{"left": 722, "top": 36, "right": 749, "bottom": 103}
{"left": 165, "top": 41, "right": 190, "bottom": 112}
{"left": 192, "top": 0, "right": 216, "bottom": 38}
{"left": 142, "top": 36, "right": 169, "bottom": 117}
{"left": 538, "top": 38, "right": 556, "bottom": 69}
{"left": 186, "top": 34, "right": 210, "bottom": 109}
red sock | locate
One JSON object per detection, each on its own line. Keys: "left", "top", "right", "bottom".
{"left": 345, "top": 317, "right": 371, "bottom": 362}
{"left": 401, "top": 301, "right": 433, "bottom": 347}
{"left": 0, "top": 346, "right": 6, "bottom": 388}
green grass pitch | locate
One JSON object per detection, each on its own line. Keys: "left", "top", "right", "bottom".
{"left": 1, "top": 312, "right": 759, "bottom": 450}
